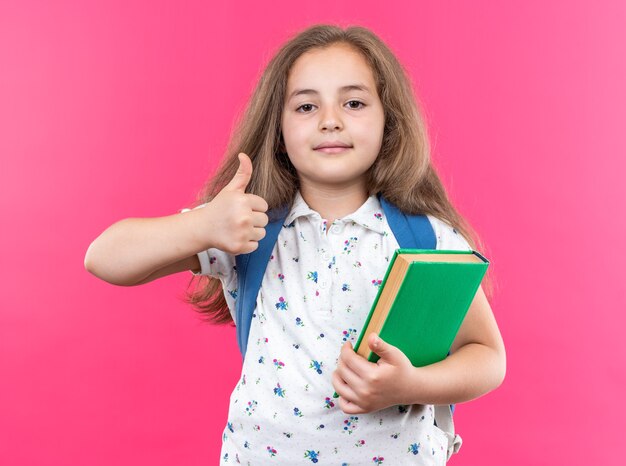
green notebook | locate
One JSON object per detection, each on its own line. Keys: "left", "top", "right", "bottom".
{"left": 353, "top": 249, "right": 489, "bottom": 366}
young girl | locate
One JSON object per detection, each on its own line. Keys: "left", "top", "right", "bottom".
{"left": 85, "top": 24, "right": 505, "bottom": 465}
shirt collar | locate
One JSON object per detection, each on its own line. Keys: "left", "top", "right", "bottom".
{"left": 284, "top": 191, "right": 386, "bottom": 235}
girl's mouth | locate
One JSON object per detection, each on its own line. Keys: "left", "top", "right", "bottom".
{"left": 314, "top": 147, "right": 352, "bottom": 154}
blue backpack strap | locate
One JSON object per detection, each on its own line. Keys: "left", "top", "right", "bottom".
{"left": 234, "top": 205, "right": 289, "bottom": 358}
{"left": 378, "top": 194, "right": 436, "bottom": 250}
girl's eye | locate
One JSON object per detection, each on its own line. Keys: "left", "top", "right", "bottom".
{"left": 296, "top": 104, "right": 315, "bottom": 113}
{"left": 346, "top": 100, "right": 365, "bottom": 109}
{"left": 295, "top": 101, "right": 365, "bottom": 113}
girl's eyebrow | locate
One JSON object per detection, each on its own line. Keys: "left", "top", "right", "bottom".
{"left": 287, "top": 84, "right": 371, "bottom": 102}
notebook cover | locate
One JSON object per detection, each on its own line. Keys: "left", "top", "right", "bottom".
{"left": 353, "top": 249, "right": 489, "bottom": 366}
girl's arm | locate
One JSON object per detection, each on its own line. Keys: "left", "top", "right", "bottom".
{"left": 84, "top": 153, "right": 268, "bottom": 286}
{"left": 332, "top": 285, "right": 506, "bottom": 414}
{"left": 84, "top": 211, "right": 209, "bottom": 286}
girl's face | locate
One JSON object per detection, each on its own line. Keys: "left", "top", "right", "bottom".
{"left": 281, "top": 44, "right": 385, "bottom": 192}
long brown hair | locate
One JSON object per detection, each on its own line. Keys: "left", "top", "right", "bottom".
{"left": 185, "top": 24, "right": 494, "bottom": 324}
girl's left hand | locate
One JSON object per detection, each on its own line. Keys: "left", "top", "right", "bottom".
{"left": 332, "top": 333, "right": 422, "bottom": 414}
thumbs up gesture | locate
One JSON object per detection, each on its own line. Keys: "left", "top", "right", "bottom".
{"left": 203, "top": 153, "right": 269, "bottom": 255}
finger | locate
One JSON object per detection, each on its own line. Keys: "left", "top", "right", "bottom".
{"left": 338, "top": 396, "right": 366, "bottom": 415}
{"left": 368, "top": 333, "right": 406, "bottom": 365}
{"left": 341, "top": 341, "right": 374, "bottom": 377}
{"left": 223, "top": 153, "right": 253, "bottom": 193}
{"left": 332, "top": 370, "right": 360, "bottom": 403}
{"left": 250, "top": 226, "right": 267, "bottom": 242}
{"left": 246, "top": 194, "right": 269, "bottom": 213}
{"left": 241, "top": 241, "right": 260, "bottom": 254}
{"left": 335, "top": 354, "right": 365, "bottom": 392}
{"left": 251, "top": 211, "right": 269, "bottom": 228}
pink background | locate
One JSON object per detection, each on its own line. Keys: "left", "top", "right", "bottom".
{"left": 1, "top": 1, "right": 625, "bottom": 464}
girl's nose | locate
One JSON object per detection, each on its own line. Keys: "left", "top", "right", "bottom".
{"left": 318, "top": 107, "right": 343, "bottom": 132}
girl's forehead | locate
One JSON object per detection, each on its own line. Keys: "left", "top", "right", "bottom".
{"left": 286, "top": 44, "right": 376, "bottom": 93}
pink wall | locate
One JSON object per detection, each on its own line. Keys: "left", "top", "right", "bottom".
{"left": 1, "top": 1, "right": 625, "bottom": 464}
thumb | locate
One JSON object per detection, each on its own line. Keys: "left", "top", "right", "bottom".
{"left": 369, "top": 333, "right": 404, "bottom": 364}
{"left": 224, "top": 152, "right": 253, "bottom": 192}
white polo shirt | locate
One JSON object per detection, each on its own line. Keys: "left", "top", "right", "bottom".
{"left": 193, "top": 191, "right": 471, "bottom": 465}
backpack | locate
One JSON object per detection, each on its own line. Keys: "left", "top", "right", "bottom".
{"left": 233, "top": 193, "right": 462, "bottom": 460}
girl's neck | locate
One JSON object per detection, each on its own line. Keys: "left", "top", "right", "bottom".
{"left": 298, "top": 181, "right": 369, "bottom": 226}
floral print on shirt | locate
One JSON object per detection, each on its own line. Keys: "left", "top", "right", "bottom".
{"left": 194, "top": 191, "right": 471, "bottom": 465}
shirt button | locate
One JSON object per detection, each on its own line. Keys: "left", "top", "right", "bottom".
{"left": 330, "top": 224, "right": 343, "bottom": 234}
{"left": 319, "top": 280, "right": 328, "bottom": 289}
{"left": 322, "top": 253, "right": 331, "bottom": 261}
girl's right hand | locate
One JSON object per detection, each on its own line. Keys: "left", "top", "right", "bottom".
{"left": 202, "top": 152, "right": 269, "bottom": 255}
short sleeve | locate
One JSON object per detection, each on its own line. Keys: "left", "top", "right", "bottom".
{"left": 194, "top": 248, "right": 237, "bottom": 279}
{"left": 197, "top": 248, "right": 238, "bottom": 318}
{"left": 427, "top": 215, "right": 473, "bottom": 251}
